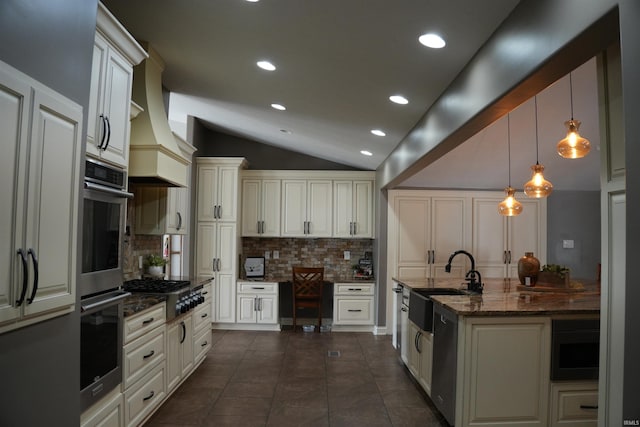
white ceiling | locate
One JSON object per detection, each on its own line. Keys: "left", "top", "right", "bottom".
{"left": 102, "top": 0, "right": 600, "bottom": 190}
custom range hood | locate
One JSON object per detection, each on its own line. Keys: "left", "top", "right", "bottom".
{"left": 129, "top": 43, "right": 189, "bottom": 187}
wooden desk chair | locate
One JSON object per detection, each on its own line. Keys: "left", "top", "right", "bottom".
{"left": 292, "top": 267, "right": 324, "bottom": 332}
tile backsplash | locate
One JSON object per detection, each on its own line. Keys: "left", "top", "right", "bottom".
{"left": 241, "top": 237, "right": 374, "bottom": 281}
{"left": 123, "top": 197, "right": 163, "bottom": 280}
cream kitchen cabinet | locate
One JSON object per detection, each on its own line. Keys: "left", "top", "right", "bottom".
{"left": 165, "top": 187, "right": 189, "bottom": 235}
{"left": 407, "top": 321, "right": 433, "bottom": 396}
{"left": 333, "top": 180, "right": 374, "bottom": 238}
{"left": 388, "top": 190, "right": 469, "bottom": 280}
{"left": 86, "top": 3, "right": 146, "bottom": 168}
{"left": 193, "top": 282, "right": 212, "bottom": 364}
{"left": 241, "top": 178, "right": 281, "bottom": 237}
{"left": 236, "top": 282, "right": 279, "bottom": 327}
{"left": 166, "top": 313, "right": 194, "bottom": 393}
{"left": 195, "top": 222, "right": 237, "bottom": 323}
{"left": 332, "top": 282, "right": 374, "bottom": 328}
{"left": 0, "top": 59, "right": 83, "bottom": 333}
{"left": 196, "top": 158, "right": 247, "bottom": 222}
{"left": 472, "top": 194, "right": 547, "bottom": 279}
{"left": 549, "top": 381, "right": 598, "bottom": 427}
{"left": 132, "top": 185, "right": 189, "bottom": 236}
{"left": 80, "top": 388, "right": 124, "bottom": 427}
{"left": 281, "top": 179, "right": 332, "bottom": 237}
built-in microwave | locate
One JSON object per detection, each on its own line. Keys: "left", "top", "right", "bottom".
{"left": 551, "top": 318, "right": 600, "bottom": 381}
{"left": 80, "top": 158, "right": 133, "bottom": 297}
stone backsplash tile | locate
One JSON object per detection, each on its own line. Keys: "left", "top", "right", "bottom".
{"left": 123, "top": 197, "right": 163, "bottom": 280}
{"left": 241, "top": 237, "right": 373, "bottom": 281}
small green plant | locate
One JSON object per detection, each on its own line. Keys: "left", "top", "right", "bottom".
{"left": 541, "top": 264, "right": 570, "bottom": 279}
{"left": 145, "top": 254, "right": 167, "bottom": 267}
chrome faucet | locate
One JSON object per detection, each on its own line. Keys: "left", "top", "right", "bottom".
{"left": 445, "top": 250, "right": 483, "bottom": 294}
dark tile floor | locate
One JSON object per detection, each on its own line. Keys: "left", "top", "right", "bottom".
{"left": 145, "top": 330, "right": 449, "bottom": 427}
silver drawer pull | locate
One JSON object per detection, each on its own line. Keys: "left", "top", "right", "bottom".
{"left": 440, "top": 315, "right": 447, "bottom": 324}
{"left": 143, "top": 350, "right": 155, "bottom": 359}
{"left": 143, "top": 390, "right": 155, "bottom": 401}
{"left": 347, "top": 309, "right": 362, "bottom": 312}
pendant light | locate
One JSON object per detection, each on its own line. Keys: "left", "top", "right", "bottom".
{"left": 557, "top": 72, "right": 591, "bottom": 158}
{"left": 498, "top": 114, "right": 523, "bottom": 216}
{"left": 524, "top": 96, "right": 553, "bottom": 198}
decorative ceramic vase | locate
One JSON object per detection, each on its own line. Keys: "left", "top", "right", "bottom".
{"left": 148, "top": 265, "right": 164, "bottom": 278}
{"left": 517, "top": 252, "right": 540, "bottom": 286}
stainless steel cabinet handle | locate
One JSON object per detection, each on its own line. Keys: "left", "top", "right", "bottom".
{"left": 218, "top": 205, "right": 222, "bottom": 218}
{"left": 217, "top": 258, "right": 221, "bottom": 271}
{"left": 103, "top": 115, "right": 111, "bottom": 150}
{"left": 258, "top": 297, "right": 262, "bottom": 311}
{"left": 440, "top": 315, "right": 447, "bottom": 324}
{"left": 508, "top": 251, "right": 512, "bottom": 264}
{"left": 98, "top": 114, "right": 107, "bottom": 149}
{"left": 352, "top": 222, "right": 357, "bottom": 235}
{"left": 254, "top": 298, "right": 258, "bottom": 311}
{"left": 27, "top": 248, "right": 39, "bottom": 304}
{"left": 16, "top": 249, "right": 28, "bottom": 306}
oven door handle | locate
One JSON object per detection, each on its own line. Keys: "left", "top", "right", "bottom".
{"left": 84, "top": 181, "right": 134, "bottom": 199}
{"left": 81, "top": 290, "right": 131, "bottom": 312}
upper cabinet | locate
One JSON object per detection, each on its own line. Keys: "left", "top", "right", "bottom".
{"left": 197, "top": 158, "right": 247, "bottom": 222}
{"left": 0, "top": 59, "right": 83, "bottom": 333}
{"left": 86, "top": 3, "right": 147, "bottom": 168}
{"left": 240, "top": 170, "right": 375, "bottom": 239}
{"left": 333, "top": 180, "right": 374, "bottom": 238}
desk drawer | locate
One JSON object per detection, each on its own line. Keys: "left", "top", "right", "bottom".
{"left": 333, "top": 297, "right": 374, "bottom": 325}
{"left": 334, "top": 283, "right": 374, "bottom": 296}
{"left": 238, "top": 282, "right": 278, "bottom": 294}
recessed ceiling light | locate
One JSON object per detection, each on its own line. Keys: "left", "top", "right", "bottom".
{"left": 389, "top": 95, "right": 409, "bottom": 105}
{"left": 280, "top": 129, "right": 292, "bottom": 134}
{"left": 246, "top": 0, "right": 259, "bottom": 3}
{"left": 271, "top": 103, "right": 286, "bottom": 111}
{"left": 371, "top": 129, "right": 386, "bottom": 137}
{"left": 360, "top": 150, "right": 373, "bottom": 156}
{"left": 257, "top": 60, "right": 276, "bottom": 71}
{"left": 419, "top": 33, "right": 446, "bottom": 49}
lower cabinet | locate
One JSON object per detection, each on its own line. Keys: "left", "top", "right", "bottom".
{"left": 407, "top": 321, "right": 433, "bottom": 397}
{"left": 193, "top": 283, "right": 213, "bottom": 364}
{"left": 166, "top": 314, "right": 194, "bottom": 394}
{"left": 124, "top": 363, "right": 166, "bottom": 427}
{"left": 549, "top": 381, "right": 598, "bottom": 427}
{"left": 236, "top": 282, "right": 279, "bottom": 327}
{"left": 332, "top": 282, "right": 374, "bottom": 328}
{"left": 80, "top": 388, "right": 124, "bottom": 427}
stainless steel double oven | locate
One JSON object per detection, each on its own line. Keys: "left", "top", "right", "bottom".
{"left": 79, "top": 158, "right": 132, "bottom": 411}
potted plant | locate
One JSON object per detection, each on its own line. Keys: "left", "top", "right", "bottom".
{"left": 145, "top": 254, "right": 167, "bottom": 278}
{"left": 538, "top": 264, "right": 570, "bottom": 287}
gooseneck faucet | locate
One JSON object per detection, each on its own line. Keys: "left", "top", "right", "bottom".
{"left": 445, "top": 250, "right": 483, "bottom": 294}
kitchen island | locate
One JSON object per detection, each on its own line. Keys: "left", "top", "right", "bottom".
{"left": 393, "top": 277, "right": 600, "bottom": 427}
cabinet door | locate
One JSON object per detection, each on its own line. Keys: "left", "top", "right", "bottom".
{"left": 281, "top": 180, "right": 306, "bottom": 236}
{"left": 241, "top": 179, "right": 261, "bottom": 236}
{"left": 333, "top": 181, "right": 353, "bottom": 238}
{"left": 134, "top": 187, "right": 167, "bottom": 235}
{"left": 166, "top": 187, "right": 188, "bottom": 235}
{"left": 408, "top": 322, "right": 421, "bottom": 377}
{"left": 472, "top": 197, "right": 508, "bottom": 278}
{"left": 215, "top": 223, "right": 237, "bottom": 323}
{"left": 260, "top": 179, "right": 281, "bottom": 237}
{"left": 23, "top": 88, "right": 82, "bottom": 317}
{"left": 257, "top": 295, "right": 278, "bottom": 324}
{"left": 431, "top": 197, "right": 467, "bottom": 278}
{"left": 418, "top": 331, "right": 433, "bottom": 396}
{"left": 394, "top": 196, "right": 430, "bottom": 278}
{"left": 236, "top": 295, "right": 257, "bottom": 323}
{"left": 197, "top": 165, "right": 218, "bottom": 221}
{"left": 352, "top": 180, "right": 373, "bottom": 238}
{"left": 166, "top": 320, "right": 181, "bottom": 392}
{"left": 195, "top": 223, "right": 216, "bottom": 276}
{"left": 217, "top": 166, "right": 239, "bottom": 221}
{"left": 307, "top": 180, "right": 332, "bottom": 237}
{"left": 98, "top": 47, "right": 132, "bottom": 168}
{"left": 180, "top": 314, "right": 194, "bottom": 378}
{"left": 86, "top": 35, "right": 108, "bottom": 159}
{"left": 0, "top": 67, "right": 30, "bottom": 325}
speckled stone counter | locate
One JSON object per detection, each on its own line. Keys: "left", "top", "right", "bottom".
{"left": 393, "top": 277, "right": 600, "bottom": 316}
{"left": 123, "top": 294, "right": 167, "bottom": 317}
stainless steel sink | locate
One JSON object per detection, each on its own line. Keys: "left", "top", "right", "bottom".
{"left": 408, "top": 288, "right": 467, "bottom": 332}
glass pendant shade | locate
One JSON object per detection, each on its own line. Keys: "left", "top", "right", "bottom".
{"left": 557, "top": 119, "right": 591, "bottom": 159}
{"left": 524, "top": 163, "right": 553, "bottom": 198}
{"left": 498, "top": 186, "right": 523, "bottom": 216}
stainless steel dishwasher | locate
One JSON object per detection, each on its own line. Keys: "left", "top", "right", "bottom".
{"left": 431, "top": 304, "right": 458, "bottom": 426}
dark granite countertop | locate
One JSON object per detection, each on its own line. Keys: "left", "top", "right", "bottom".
{"left": 123, "top": 294, "right": 167, "bottom": 317}
{"left": 393, "top": 277, "right": 600, "bottom": 316}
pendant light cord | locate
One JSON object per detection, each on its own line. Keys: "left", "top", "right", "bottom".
{"left": 569, "top": 72, "right": 574, "bottom": 121}
{"left": 507, "top": 114, "right": 512, "bottom": 186}
{"left": 534, "top": 96, "right": 540, "bottom": 165}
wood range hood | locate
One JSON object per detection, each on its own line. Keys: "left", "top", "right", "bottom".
{"left": 129, "top": 43, "right": 189, "bottom": 187}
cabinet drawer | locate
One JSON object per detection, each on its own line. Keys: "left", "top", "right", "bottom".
{"left": 200, "top": 284, "right": 212, "bottom": 303}
{"left": 238, "top": 282, "right": 278, "bottom": 294}
{"left": 123, "top": 326, "right": 165, "bottom": 389}
{"left": 123, "top": 304, "right": 166, "bottom": 344}
{"left": 193, "top": 302, "right": 212, "bottom": 332}
{"left": 334, "top": 283, "right": 374, "bottom": 295}
{"left": 194, "top": 326, "right": 212, "bottom": 364}
{"left": 80, "top": 388, "right": 123, "bottom": 427}
{"left": 124, "top": 363, "right": 166, "bottom": 427}
{"left": 334, "top": 297, "right": 374, "bottom": 325}
{"left": 550, "top": 382, "right": 598, "bottom": 426}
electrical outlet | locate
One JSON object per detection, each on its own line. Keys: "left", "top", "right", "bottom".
{"left": 273, "top": 250, "right": 279, "bottom": 259}
{"left": 265, "top": 251, "right": 270, "bottom": 260}
{"left": 344, "top": 251, "right": 351, "bottom": 260}
{"left": 138, "top": 255, "right": 143, "bottom": 269}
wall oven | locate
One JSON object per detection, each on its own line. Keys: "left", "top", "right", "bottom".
{"left": 80, "top": 289, "right": 129, "bottom": 411}
{"left": 80, "top": 158, "right": 132, "bottom": 297}
{"left": 551, "top": 318, "right": 600, "bottom": 381}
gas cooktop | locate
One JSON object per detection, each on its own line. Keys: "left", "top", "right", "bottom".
{"left": 123, "top": 278, "right": 190, "bottom": 294}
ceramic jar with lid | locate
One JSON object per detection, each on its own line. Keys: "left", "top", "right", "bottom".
{"left": 517, "top": 252, "right": 540, "bottom": 286}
